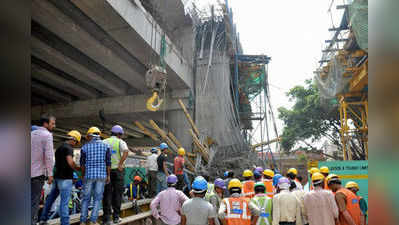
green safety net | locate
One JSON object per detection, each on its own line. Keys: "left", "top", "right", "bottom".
{"left": 349, "top": 0, "right": 368, "bottom": 51}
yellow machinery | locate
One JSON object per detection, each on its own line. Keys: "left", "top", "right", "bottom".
{"left": 251, "top": 137, "right": 281, "bottom": 150}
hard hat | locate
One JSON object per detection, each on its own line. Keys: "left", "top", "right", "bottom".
{"left": 326, "top": 174, "right": 340, "bottom": 184}
{"left": 67, "top": 130, "right": 82, "bottom": 143}
{"left": 214, "top": 178, "right": 226, "bottom": 189}
{"left": 134, "top": 176, "right": 142, "bottom": 182}
{"left": 192, "top": 176, "right": 208, "bottom": 192}
{"left": 273, "top": 174, "right": 283, "bottom": 186}
{"left": 320, "top": 166, "right": 329, "bottom": 174}
{"left": 311, "top": 172, "right": 325, "bottom": 182}
{"left": 228, "top": 178, "right": 242, "bottom": 190}
{"left": 345, "top": 181, "right": 359, "bottom": 189}
{"left": 308, "top": 167, "right": 320, "bottom": 174}
{"left": 254, "top": 182, "right": 265, "bottom": 189}
{"left": 287, "top": 168, "right": 298, "bottom": 175}
{"left": 160, "top": 142, "right": 168, "bottom": 150}
{"left": 151, "top": 148, "right": 158, "bottom": 153}
{"left": 263, "top": 169, "right": 275, "bottom": 177}
{"left": 243, "top": 169, "right": 254, "bottom": 178}
{"left": 278, "top": 177, "right": 291, "bottom": 189}
{"left": 167, "top": 174, "right": 178, "bottom": 184}
{"left": 224, "top": 171, "right": 229, "bottom": 177}
{"left": 178, "top": 147, "right": 185, "bottom": 156}
{"left": 31, "top": 125, "right": 39, "bottom": 131}
{"left": 255, "top": 167, "right": 264, "bottom": 173}
{"left": 254, "top": 171, "right": 262, "bottom": 179}
{"left": 87, "top": 127, "right": 101, "bottom": 135}
{"left": 111, "top": 125, "right": 124, "bottom": 134}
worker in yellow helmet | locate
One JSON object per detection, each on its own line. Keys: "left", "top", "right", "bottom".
{"left": 262, "top": 169, "right": 275, "bottom": 198}
{"left": 39, "top": 130, "right": 82, "bottom": 225}
{"left": 303, "top": 172, "right": 339, "bottom": 225}
{"left": 174, "top": 147, "right": 186, "bottom": 190}
{"left": 346, "top": 181, "right": 368, "bottom": 222}
{"left": 218, "top": 179, "right": 260, "bottom": 225}
{"left": 320, "top": 166, "right": 330, "bottom": 190}
{"left": 287, "top": 168, "right": 303, "bottom": 190}
{"left": 242, "top": 170, "right": 255, "bottom": 198}
{"left": 308, "top": 167, "right": 320, "bottom": 190}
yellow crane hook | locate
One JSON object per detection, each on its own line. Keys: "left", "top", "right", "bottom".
{"left": 146, "top": 91, "right": 164, "bottom": 111}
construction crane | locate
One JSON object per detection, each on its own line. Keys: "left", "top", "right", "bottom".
{"left": 251, "top": 137, "right": 281, "bottom": 150}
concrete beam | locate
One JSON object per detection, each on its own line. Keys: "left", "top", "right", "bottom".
{"left": 70, "top": 0, "right": 193, "bottom": 90}
{"left": 31, "top": 36, "right": 126, "bottom": 96}
{"left": 31, "top": 62, "right": 99, "bottom": 100}
{"left": 31, "top": 80, "right": 73, "bottom": 103}
{"left": 31, "top": 94, "right": 189, "bottom": 120}
{"left": 32, "top": 0, "right": 148, "bottom": 93}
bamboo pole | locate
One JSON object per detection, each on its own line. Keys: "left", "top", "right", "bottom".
{"left": 168, "top": 132, "right": 182, "bottom": 148}
{"left": 189, "top": 129, "right": 209, "bottom": 162}
{"left": 178, "top": 99, "right": 200, "bottom": 137}
{"left": 134, "top": 121, "right": 160, "bottom": 141}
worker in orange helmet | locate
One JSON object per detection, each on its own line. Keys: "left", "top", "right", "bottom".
{"left": 241, "top": 170, "right": 255, "bottom": 198}
{"left": 262, "top": 169, "right": 275, "bottom": 198}
{"left": 327, "top": 174, "right": 365, "bottom": 225}
{"left": 127, "top": 176, "right": 147, "bottom": 201}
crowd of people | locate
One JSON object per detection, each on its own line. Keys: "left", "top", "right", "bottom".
{"left": 31, "top": 114, "right": 367, "bottom": 225}
{"left": 150, "top": 162, "right": 368, "bottom": 225}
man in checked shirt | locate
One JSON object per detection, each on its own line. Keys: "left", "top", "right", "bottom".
{"left": 79, "top": 127, "right": 111, "bottom": 225}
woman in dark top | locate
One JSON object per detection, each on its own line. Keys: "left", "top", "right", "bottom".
{"left": 39, "top": 130, "right": 81, "bottom": 225}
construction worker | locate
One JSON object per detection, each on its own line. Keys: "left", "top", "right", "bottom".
{"left": 146, "top": 148, "right": 158, "bottom": 197}
{"left": 319, "top": 166, "right": 329, "bottom": 189}
{"left": 262, "top": 169, "right": 275, "bottom": 198}
{"left": 127, "top": 176, "right": 146, "bottom": 201}
{"left": 31, "top": 114, "right": 56, "bottom": 225}
{"left": 272, "top": 174, "right": 283, "bottom": 189}
{"left": 206, "top": 178, "right": 226, "bottom": 225}
{"left": 181, "top": 176, "right": 216, "bottom": 225}
{"left": 272, "top": 177, "right": 302, "bottom": 225}
{"left": 80, "top": 127, "right": 112, "bottom": 225}
{"left": 218, "top": 178, "right": 259, "bottom": 225}
{"left": 39, "top": 130, "right": 81, "bottom": 225}
{"left": 286, "top": 168, "right": 303, "bottom": 191}
{"left": 156, "top": 143, "right": 170, "bottom": 194}
{"left": 102, "top": 125, "right": 129, "bottom": 225}
{"left": 250, "top": 182, "right": 272, "bottom": 225}
{"left": 303, "top": 172, "right": 338, "bottom": 225}
{"left": 345, "top": 181, "right": 368, "bottom": 221}
{"left": 224, "top": 171, "right": 234, "bottom": 198}
{"left": 150, "top": 174, "right": 188, "bottom": 225}
{"left": 242, "top": 169, "right": 255, "bottom": 198}
{"left": 327, "top": 174, "right": 364, "bottom": 225}
{"left": 254, "top": 167, "right": 264, "bottom": 174}
{"left": 254, "top": 171, "right": 263, "bottom": 182}
{"left": 307, "top": 167, "right": 320, "bottom": 191}
{"left": 174, "top": 147, "right": 186, "bottom": 191}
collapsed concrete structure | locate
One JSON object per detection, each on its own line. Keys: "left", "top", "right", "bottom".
{"left": 31, "top": 0, "right": 264, "bottom": 177}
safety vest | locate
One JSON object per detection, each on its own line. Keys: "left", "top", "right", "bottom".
{"left": 205, "top": 183, "right": 215, "bottom": 200}
{"left": 262, "top": 179, "right": 275, "bottom": 198}
{"left": 104, "top": 137, "right": 121, "bottom": 169}
{"left": 223, "top": 197, "right": 251, "bottom": 225}
{"left": 336, "top": 188, "right": 362, "bottom": 225}
{"left": 324, "top": 179, "right": 330, "bottom": 190}
{"left": 242, "top": 180, "right": 255, "bottom": 198}
{"left": 250, "top": 195, "right": 272, "bottom": 225}
{"left": 129, "top": 183, "right": 140, "bottom": 200}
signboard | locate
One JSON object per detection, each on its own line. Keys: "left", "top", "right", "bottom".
{"left": 307, "top": 160, "right": 318, "bottom": 170}
{"left": 318, "top": 160, "right": 368, "bottom": 203}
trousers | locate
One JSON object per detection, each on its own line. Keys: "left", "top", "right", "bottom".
{"left": 102, "top": 169, "right": 124, "bottom": 222}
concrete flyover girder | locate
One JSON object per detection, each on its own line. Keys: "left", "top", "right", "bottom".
{"left": 70, "top": 0, "right": 193, "bottom": 90}
{"left": 32, "top": 0, "right": 148, "bottom": 94}
{"left": 31, "top": 94, "right": 189, "bottom": 121}
{"left": 31, "top": 36, "right": 127, "bottom": 96}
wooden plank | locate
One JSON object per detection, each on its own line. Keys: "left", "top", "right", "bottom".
{"left": 135, "top": 121, "right": 160, "bottom": 141}
{"left": 178, "top": 99, "right": 200, "bottom": 137}
{"left": 168, "top": 131, "right": 182, "bottom": 148}
{"left": 120, "top": 211, "right": 152, "bottom": 224}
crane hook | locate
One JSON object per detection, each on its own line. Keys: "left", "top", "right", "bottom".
{"left": 146, "top": 91, "right": 164, "bottom": 111}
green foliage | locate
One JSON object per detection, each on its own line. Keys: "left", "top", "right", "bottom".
{"left": 278, "top": 79, "right": 341, "bottom": 151}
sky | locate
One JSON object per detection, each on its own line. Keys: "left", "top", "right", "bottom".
{"left": 191, "top": 0, "right": 345, "bottom": 149}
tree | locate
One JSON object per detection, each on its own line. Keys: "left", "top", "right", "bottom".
{"left": 278, "top": 79, "right": 365, "bottom": 160}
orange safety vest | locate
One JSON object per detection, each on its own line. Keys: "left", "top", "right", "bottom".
{"left": 223, "top": 197, "right": 251, "bottom": 225}
{"left": 336, "top": 188, "right": 362, "bottom": 225}
{"left": 324, "top": 179, "right": 330, "bottom": 190}
{"left": 263, "top": 179, "right": 275, "bottom": 198}
{"left": 242, "top": 180, "right": 255, "bottom": 198}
